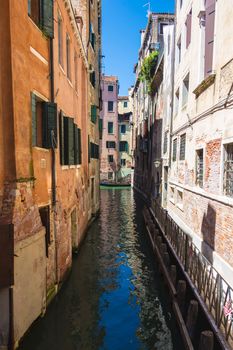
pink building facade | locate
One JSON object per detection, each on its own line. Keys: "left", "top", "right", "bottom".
{"left": 100, "top": 76, "right": 119, "bottom": 182}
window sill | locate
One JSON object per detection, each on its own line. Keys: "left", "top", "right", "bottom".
{"left": 193, "top": 73, "right": 216, "bottom": 98}
{"left": 33, "top": 146, "right": 50, "bottom": 152}
{"left": 177, "top": 203, "right": 184, "bottom": 212}
{"left": 169, "top": 198, "right": 175, "bottom": 205}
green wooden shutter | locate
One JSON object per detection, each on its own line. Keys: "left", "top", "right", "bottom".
{"left": 91, "top": 32, "right": 95, "bottom": 49}
{"left": 41, "top": 0, "right": 54, "bottom": 38}
{"left": 91, "top": 105, "right": 97, "bottom": 124}
{"left": 64, "top": 117, "right": 69, "bottom": 165}
{"left": 99, "top": 119, "right": 103, "bottom": 139}
{"left": 42, "top": 102, "right": 57, "bottom": 149}
{"left": 31, "top": 93, "right": 37, "bottom": 147}
{"left": 68, "top": 118, "right": 75, "bottom": 165}
{"left": 74, "top": 125, "right": 78, "bottom": 165}
{"left": 59, "top": 111, "right": 65, "bottom": 165}
{"left": 88, "top": 135, "right": 90, "bottom": 163}
{"left": 78, "top": 128, "right": 82, "bottom": 164}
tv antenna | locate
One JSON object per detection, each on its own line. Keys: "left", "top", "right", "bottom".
{"left": 143, "top": 2, "right": 151, "bottom": 18}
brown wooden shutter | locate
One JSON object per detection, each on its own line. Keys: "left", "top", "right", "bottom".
{"left": 0, "top": 224, "right": 14, "bottom": 287}
{"left": 205, "top": 0, "right": 216, "bottom": 77}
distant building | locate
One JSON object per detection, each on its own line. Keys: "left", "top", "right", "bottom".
{"left": 118, "top": 95, "right": 133, "bottom": 182}
{"left": 100, "top": 75, "right": 119, "bottom": 183}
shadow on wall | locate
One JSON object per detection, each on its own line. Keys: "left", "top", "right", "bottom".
{"left": 201, "top": 203, "right": 216, "bottom": 264}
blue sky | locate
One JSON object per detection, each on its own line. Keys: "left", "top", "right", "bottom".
{"left": 102, "top": 0, "right": 175, "bottom": 96}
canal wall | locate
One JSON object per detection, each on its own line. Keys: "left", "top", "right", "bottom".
{"left": 135, "top": 185, "right": 233, "bottom": 350}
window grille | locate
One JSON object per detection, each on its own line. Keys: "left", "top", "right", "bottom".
{"left": 163, "top": 131, "right": 168, "bottom": 154}
{"left": 173, "top": 139, "right": 177, "bottom": 161}
{"left": 224, "top": 143, "right": 233, "bottom": 197}
{"left": 180, "top": 134, "right": 186, "bottom": 160}
{"left": 196, "top": 149, "right": 204, "bottom": 188}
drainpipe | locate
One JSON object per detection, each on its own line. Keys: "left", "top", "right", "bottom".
{"left": 49, "top": 37, "right": 59, "bottom": 285}
{"left": 168, "top": 8, "right": 177, "bottom": 169}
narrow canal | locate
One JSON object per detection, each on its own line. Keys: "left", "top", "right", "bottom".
{"left": 19, "top": 189, "right": 183, "bottom": 350}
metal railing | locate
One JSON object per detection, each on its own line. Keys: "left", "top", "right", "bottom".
{"left": 153, "top": 201, "right": 233, "bottom": 348}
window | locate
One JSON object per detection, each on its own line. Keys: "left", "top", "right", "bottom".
{"left": 66, "top": 34, "right": 71, "bottom": 81}
{"left": 90, "top": 23, "right": 95, "bottom": 50}
{"left": 186, "top": 9, "right": 192, "bottom": 48}
{"left": 108, "top": 101, "right": 114, "bottom": 112}
{"left": 31, "top": 93, "right": 57, "bottom": 149}
{"left": 91, "top": 105, "right": 97, "bottom": 124}
{"left": 90, "top": 142, "right": 99, "bottom": 159}
{"left": 121, "top": 159, "right": 126, "bottom": 167}
{"left": 123, "top": 101, "right": 128, "bottom": 108}
{"left": 99, "top": 119, "right": 103, "bottom": 139}
{"left": 175, "top": 89, "right": 180, "bottom": 115}
{"left": 121, "top": 125, "right": 126, "bottom": 134}
{"left": 159, "top": 23, "right": 168, "bottom": 35}
{"left": 58, "top": 12, "right": 63, "bottom": 66}
{"left": 108, "top": 122, "right": 113, "bottom": 134}
{"left": 108, "top": 172, "right": 113, "bottom": 180}
{"left": 180, "top": 0, "right": 183, "bottom": 8}
{"left": 170, "top": 186, "right": 175, "bottom": 202}
{"left": 106, "top": 141, "right": 116, "bottom": 149}
{"left": 196, "top": 149, "right": 204, "bottom": 188}
{"left": 182, "top": 74, "right": 189, "bottom": 106}
{"left": 179, "top": 134, "right": 186, "bottom": 160}
{"left": 108, "top": 85, "right": 114, "bottom": 92}
{"left": 177, "top": 190, "right": 183, "bottom": 210}
{"left": 224, "top": 143, "right": 233, "bottom": 197}
{"left": 39, "top": 206, "right": 50, "bottom": 257}
{"left": 172, "top": 139, "right": 177, "bottom": 161}
{"left": 90, "top": 71, "right": 96, "bottom": 87}
{"left": 177, "top": 36, "right": 181, "bottom": 64}
{"left": 74, "top": 52, "right": 78, "bottom": 92}
{"left": 119, "top": 141, "right": 128, "bottom": 152}
{"left": 205, "top": 0, "right": 216, "bottom": 77}
{"left": 59, "top": 113, "right": 82, "bottom": 165}
{"left": 108, "top": 155, "right": 114, "bottom": 163}
{"left": 28, "top": 0, "right": 54, "bottom": 38}
{"left": 163, "top": 131, "right": 168, "bottom": 154}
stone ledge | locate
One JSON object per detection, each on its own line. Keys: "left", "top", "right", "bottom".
{"left": 193, "top": 73, "right": 216, "bottom": 98}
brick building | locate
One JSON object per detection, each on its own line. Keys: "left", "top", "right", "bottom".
{"left": 0, "top": 0, "right": 101, "bottom": 348}
{"left": 168, "top": 0, "right": 233, "bottom": 286}
{"left": 100, "top": 75, "right": 119, "bottom": 183}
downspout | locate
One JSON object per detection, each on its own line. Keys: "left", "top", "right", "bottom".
{"left": 49, "top": 36, "right": 59, "bottom": 285}
{"left": 169, "top": 8, "right": 177, "bottom": 169}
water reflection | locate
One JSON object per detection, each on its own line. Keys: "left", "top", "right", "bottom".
{"left": 19, "top": 189, "right": 182, "bottom": 350}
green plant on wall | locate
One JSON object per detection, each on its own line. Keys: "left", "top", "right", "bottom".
{"left": 139, "top": 51, "right": 159, "bottom": 95}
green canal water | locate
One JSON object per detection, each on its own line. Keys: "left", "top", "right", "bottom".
{"left": 19, "top": 189, "right": 183, "bottom": 350}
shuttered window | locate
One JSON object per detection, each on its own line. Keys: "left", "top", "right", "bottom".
{"left": 60, "top": 114, "right": 81, "bottom": 166}
{"left": 172, "top": 139, "right": 177, "bottom": 161}
{"left": 31, "top": 93, "right": 57, "bottom": 149}
{"left": 205, "top": 0, "right": 216, "bottom": 77}
{"left": 108, "top": 101, "right": 114, "bottom": 112}
{"left": 90, "top": 143, "right": 99, "bottom": 159}
{"left": 108, "top": 122, "right": 113, "bottom": 134}
{"left": 66, "top": 34, "right": 71, "bottom": 81}
{"left": 186, "top": 9, "right": 192, "bottom": 48}
{"left": 196, "top": 149, "right": 204, "bottom": 188}
{"left": 180, "top": 134, "right": 186, "bottom": 160}
{"left": 39, "top": 206, "right": 50, "bottom": 257}
{"left": 224, "top": 143, "right": 233, "bottom": 197}
{"left": 91, "top": 105, "right": 97, "bottom": 124}
{"left": 119, "top": 141, "right": 128, "bottom": 152}
{"left": 29, "top": 0, "right": 54, "bottom": 38}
